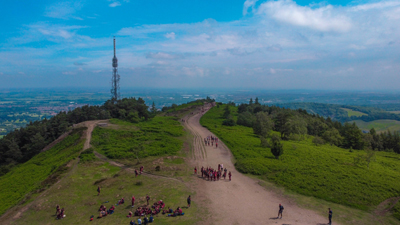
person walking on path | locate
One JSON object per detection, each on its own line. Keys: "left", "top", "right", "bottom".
{"left": 187, "top": 195, "right": 191, "bottom": 208}
{"left": 328, "top": 208, "right": 332, "bottom": 225}
{"left": 228, "top": 171, "right": 232, "bottom": 181}
{"left": 278, "top": 204, "right": 284, "bottom": 219}
{"left": 97, "top": 186, "right": 101, "bottom": 196}
{"left": 132, "top": 195, "right": 135, "bottom": 208}
{"left": 194, "top": 167, "right": 197, "bottom": 174}
{"left": 146, "top": 195, "right": 150, "bottom": 205}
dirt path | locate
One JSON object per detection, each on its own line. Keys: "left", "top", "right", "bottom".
{"left": 184, "top": 105, "right": 335, "bottom": 225}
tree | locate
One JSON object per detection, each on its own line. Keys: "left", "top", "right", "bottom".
{"left": 255, "top": 97, "right": 260, "bottom": 105}
{"left": 249, "top": 98, "right": 253, "bottom": 105}
{"left": 237, "top": 111, "right": 255, "bottom": 127}
{"left": 270, "top": 134, "right": 284, "bottom": 159}
{"left": 341, "top": 122, "right": 365, "bottom": 150}
{"left": 151, "top": 101, "right": 157, "bottom": 115}
{"left": 312, "top": 136, "right": 325, "bottom": 146}
{"left": 253, "top": 112, "right": 273, "bottom": 138}
{"left": 322, "top": 128, "right": 343, "bottom": 146}
{"left": 282, "top": 116, "right": 307, "bottom": 140}
{"left": 223, "top": 105, "right": 231, "bottom": 119}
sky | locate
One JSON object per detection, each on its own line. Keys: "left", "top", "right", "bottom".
{"left": 0, "top": 0, "right": 399, "bottom": 90}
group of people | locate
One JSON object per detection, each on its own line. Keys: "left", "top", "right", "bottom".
{"left": 198, "top": 164, "right": 231, "bottom": 181}
{"left": 98, "top": 204, "right": 116, "bottom": 218}
{"left": 134, "top": 166, "right": 144, "bottom": 177}
{"left": 204, "top": 135, "right": 218, "bottom": 148}
{"left": 129, "top": 200, "right": 165, "bottom": 217}
{"left": 55, "top": 205, "right": 65, "bottom": 220}
{"left": 129, "top": 215, "right": 154, "bottom": 225}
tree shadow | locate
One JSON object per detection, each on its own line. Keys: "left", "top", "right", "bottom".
{"left": 269, "top": 217, "right": 279, "bottom": 220}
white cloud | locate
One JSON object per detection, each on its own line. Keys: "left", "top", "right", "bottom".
{"left": 257, "top": 0, "right": 352, "bottom": 32}
{"left": 165, "top": 32, "right": 176, "bottom": 39}
{"left": 45, "top": 1, "right": 83, "bottom": 20}
{"left": 243, "top": 0, "right": 259, "bottom": 15}
{"left": 62, "top": 71, "right": 76, "bottom": 75}
{"left": 109, "top": 1, "right": 121, "bottom": 7}
{"left": 351, "top": 1, "right": 400, "bottom": 11}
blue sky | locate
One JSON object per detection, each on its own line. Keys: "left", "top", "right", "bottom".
{"left": 0, "top": 0, "right": 399, "bottom": 90}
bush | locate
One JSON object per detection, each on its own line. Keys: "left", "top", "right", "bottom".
{"left": 235, "top": 159, "right": 269, "bottom": 175}
{"left": 222, "top": 119, "right": 236, "bottom": 126}
{"left": 79, "top": 148, "right": 96, "bottom": 163}
{"left": 312, "top": 136, "right": 325, "bottom": 146}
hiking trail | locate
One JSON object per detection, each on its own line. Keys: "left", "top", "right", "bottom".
{"left": 184, "top": 104, "right": 335, "bottom": 225}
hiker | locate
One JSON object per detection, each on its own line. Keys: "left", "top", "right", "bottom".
{"left": 328, "top": 208, "right": 332, "bottom": 225}
{"left": 216, "top": 142, "right": 218, "bottom": 148}
{"left": 130, "top": 220, "right": 137, "bottom": 225}
{"left": 228, "top": 171, "right": 232, "bottom": 181}
{"left": 135, "top": 169, "right": 139, "bottom": 177}
{"left": 55, "top": 205, "right": 60, "bottom": 216}
{"left": 138, "top": 217, "right": 142, "bottom": 225}
{"left": 149, "top": 215, "right": 154, "bottom": 223}
{"left": 194, "top": 167, "right": 197, "bottom": 174}
{"left": 118, "top": 197, "right": 125, "bottom": 205}
{"left": 201, "top": 166, "right": 204, "bottom": 177}
{"left": 99, "top": 205, "right": 106, "bottom": 211}
{"left": 97, "top": 186, "right": 101, "bottom": 195}
{"left": 187, "top": 195, "right": 191, "bottom": 208}
{"left": 108, "top": 205, "right": 115, "bottom": 214}
{"left": 146, "top": 195, "right": 150, "bottom": 205}
{"left": 278, "top": 204, "right": 284, "bottom": 219}
{"left": 132, "top": 195, "right": 135, "bottom": 207}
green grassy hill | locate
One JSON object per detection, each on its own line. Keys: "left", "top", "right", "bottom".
{"left": 0, "top": 127, "right": 86, "bottom": 216}
{"left": 200, "top": 106, "right": 400, "bottom": 211}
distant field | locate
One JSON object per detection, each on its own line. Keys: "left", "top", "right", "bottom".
{"left": 341, "top": 108, "right": 368, "bottom": 117}
{"left": 352, "top": 120, "right": 400, "bottom": 133}
{"left": 389, "top": 111, "right": 400, "bottom": 114}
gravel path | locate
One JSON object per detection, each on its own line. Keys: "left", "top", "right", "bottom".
{"left": 184, "top": 105, "right": 335, "bottom": 225}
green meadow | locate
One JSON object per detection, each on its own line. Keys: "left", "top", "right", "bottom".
{"left": 341, "top": 108, "right": 368, "bottom": 117}
{"left": 353, "top": 119, "right": 400, "bottom": 133}
{"left": 200, "top": 106, "right": 400, "bottom": 211}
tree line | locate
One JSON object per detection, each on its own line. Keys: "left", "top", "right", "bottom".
{"left": 0, "top": 97, "right": 152, "bottom": 176}
{"left": 223, "top": 98, "right": 400, "bottom": 157}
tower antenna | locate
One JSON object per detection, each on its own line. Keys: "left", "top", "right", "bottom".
{"left": 111, "top": 36, "right": 120, "bottom": 103}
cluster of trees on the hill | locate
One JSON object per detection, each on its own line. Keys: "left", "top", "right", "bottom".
{"left": 227, "top": 98, "right": 400, "bottom": 155}
{"left": 0, "top": 97, "right": 150, "bottom": 176}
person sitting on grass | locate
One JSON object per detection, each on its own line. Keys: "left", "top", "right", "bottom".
{"left": 99, "top": 209, "right": 107, "bottom": 218}
{"left": 127, "top": 211, "right": 133, "bottom": 217}
{"left": 108, "top": 205, "right": 115, "bottom": 214}
{"left": 130, "top": 220, "right": 136, "bottom": 225}
{"left": 149, "top": 215, "right": 154, "bottom": 223}
{"left": 99, "top": 205, "right": 105, "bottom": 211}
{"left": 118, "top": 197, "right": 125, "bottom": 205}
{"left": 143, "top": 215, "right": 149, "bottom": 225}
{"left": 56, "top": 208, "right": 65, "bottom": 219}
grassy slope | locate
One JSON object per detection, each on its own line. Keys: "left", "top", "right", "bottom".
{"left": 353, "top": 119, "right": 400, "bottom": 133}
{"left": 200, "top": 106, "right": 400, "bottom": 211}
{"left": 8, "top": 110, "right": 200, "bottom": 225}
{"left": 11, "top": 161, "right": 197, "bottom": 225}
{"left": 0, "top": 128, "right": 86, "bottom": 216}
{"left": 341, "top": 108, "right": 368, "bottom": 117}
{"left": 91, "top": 117, "right": 184, "bottom": 159}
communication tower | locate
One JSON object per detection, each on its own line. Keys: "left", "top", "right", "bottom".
{"left": 111, "top": 37, "right": 120, "bottom": 102}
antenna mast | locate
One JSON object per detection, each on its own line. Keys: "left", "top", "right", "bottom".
{"left": 111, "top": 36, "right": 120, "bottom": 103}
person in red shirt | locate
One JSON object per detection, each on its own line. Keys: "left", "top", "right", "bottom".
{"left": 135, "top": 169, "right": 138, "bottom": 177}
{"left": 146, "top": 195, "right": 150, "bottom": 205}
{"left": 194, "top": 167, "right": 197, "bottom": 174}
{"left": 132, "top": 195, "right": 135, "bottom": 207}
{"left": 228, "top": 171, "right": 232, "bottom": 181}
